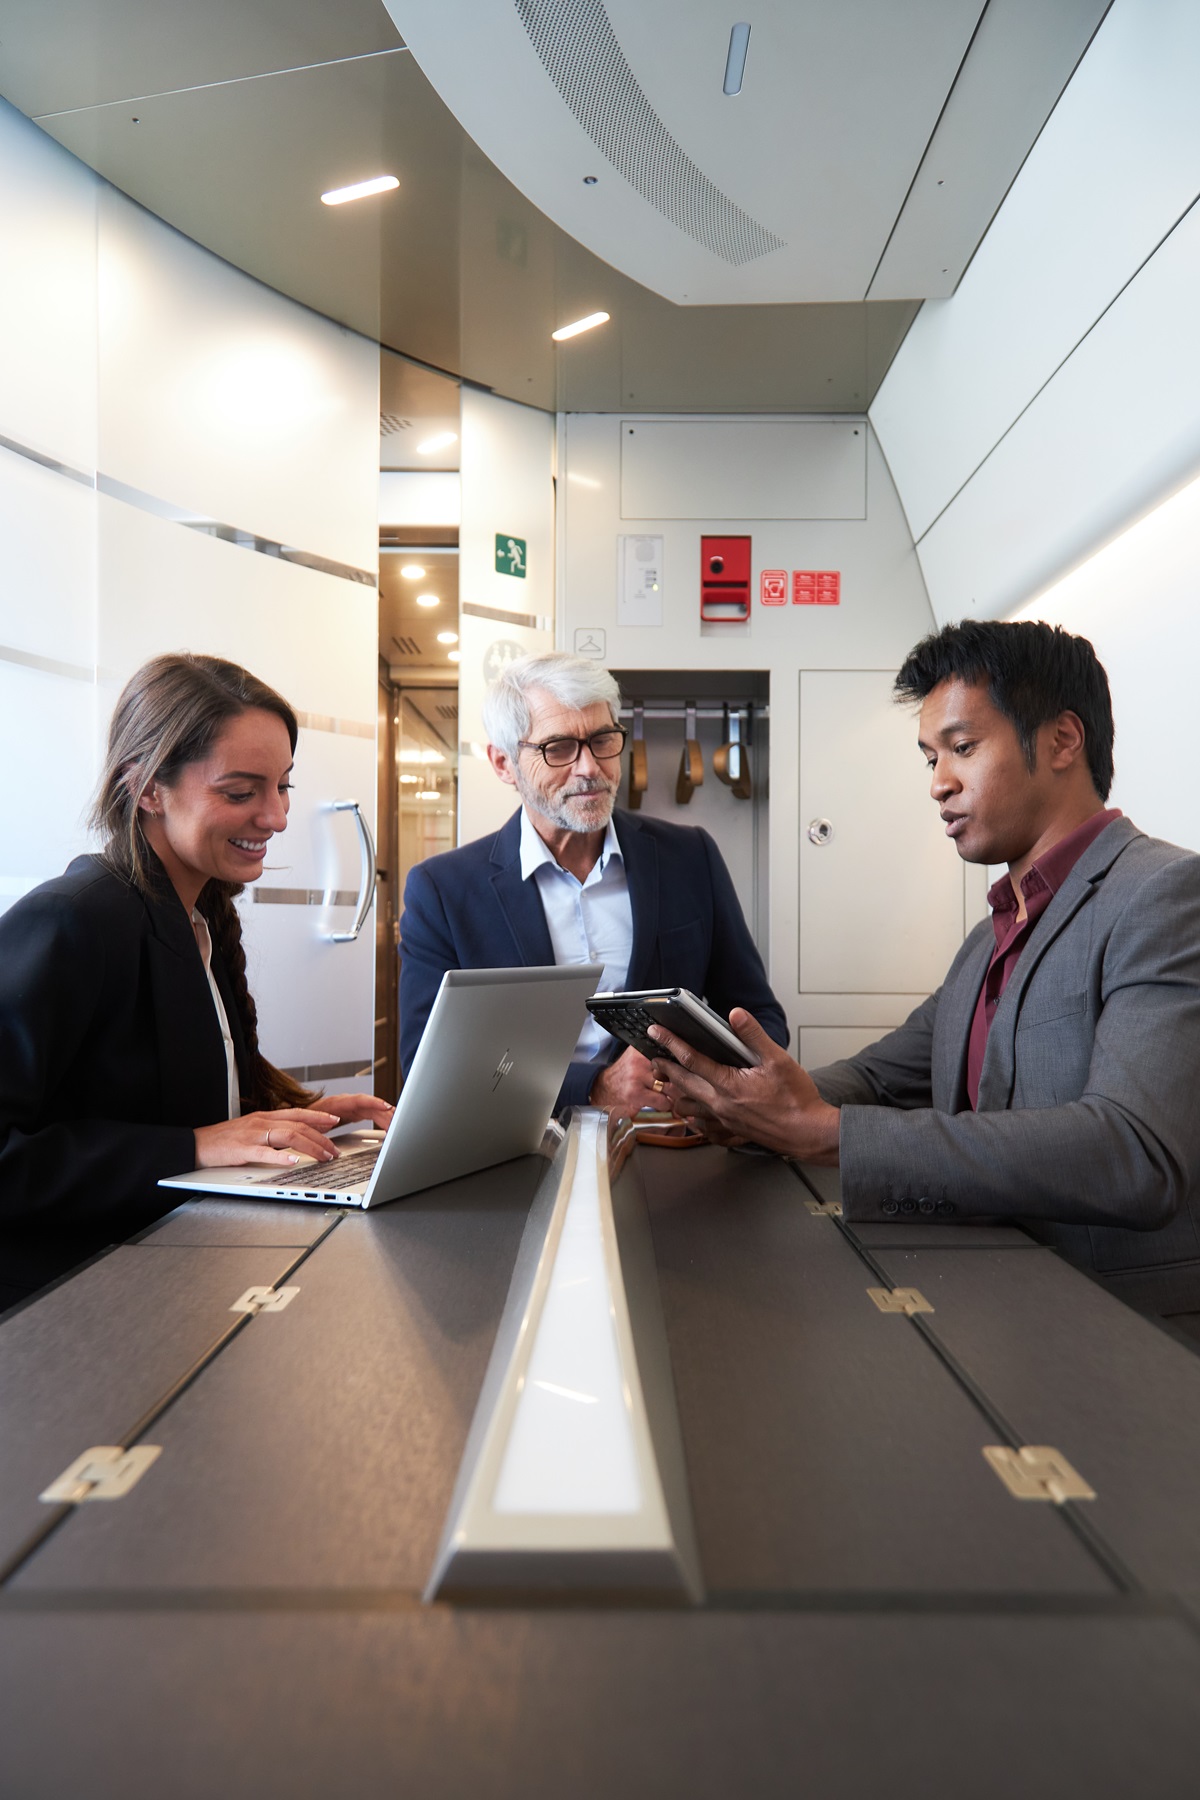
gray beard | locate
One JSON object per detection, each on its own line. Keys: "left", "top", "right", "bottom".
{"left": 514, "top": 766, "right": 618, "bottom": 834}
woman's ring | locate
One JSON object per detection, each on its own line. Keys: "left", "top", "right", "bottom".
{"left": 265, "top": 1127, "right": 273, "bottom": 1149}
{"left": 652, "top": 1078, "right": 666, "bottom": 1093}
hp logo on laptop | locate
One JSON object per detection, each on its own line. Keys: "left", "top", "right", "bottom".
{"left": 492, "top": 1049, "right": 515, "bottom": 1091}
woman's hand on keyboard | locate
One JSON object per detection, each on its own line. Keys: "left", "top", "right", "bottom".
{"left": 194, "top": 1094, "right": 395, "bottom": 1168}
{"left": 320, "top": 1092, "right": 396, "bottom": 1131}
{"left": 194, "top": 1108, "right": 344, "bottom": 1167}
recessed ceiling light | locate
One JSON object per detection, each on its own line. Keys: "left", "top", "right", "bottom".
{"left": 416, "top": 789, "right": 440, "bottom": 800}
{"left": 416, "top": 593, "right": 440, "bottom": 609}
{"left": 552, "top": 311, "right": 610, "bottom": 342}
{"left": 447, "top": 650, "right": 462, "bottom": 663}
{"left": 399, "top": 563, "right": 426, "bottom": 580}
{"left": 415, "top": 431, "right": 458, "bottom": 455}
{"left": 399, "top": 773, "right": 419, "bottom": 784}
{"left": 723, "top": 23, "right": 751, "bottom": 95}
{"left": 321, "top": 175, "right": 399, "bottom": 206}
{"left": 436, "top": 630, "right": 459, "bottom": 645}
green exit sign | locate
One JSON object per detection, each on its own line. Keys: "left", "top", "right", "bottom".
{"left": 495, "top": 533, "right": 527, "bottom": 578}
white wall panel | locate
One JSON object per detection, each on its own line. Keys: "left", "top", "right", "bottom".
{"left": 94, "top": 498, "right": 377, "bottom": 727}
{"left": 0, "top": 662, "right": 97, "bottom": 912}
{"left": 620, "top": 421, "right": 865, "bottom": 521}
{"left": 0, "top": 450, "right": 97, "bottom": 661}
{"left": 458, "top": 388, "right": 555, "bottom": 843}
{"left": 0, "top": 102, "right": 98, "bottom": 472}
{"left": 1012, "top": 469, "right": 1200, "bottom": 854}
{"left": 915, "top": 197, "right": 1200, "bottom": 623}
{"left": 97, "top": 187, "right": 379, "bottom": 572}
{"left": 872, "top": 0, "right": 1200, "bottom": 542}
{"left": 0, "top": 109, "right": 380, "bottom": 1075}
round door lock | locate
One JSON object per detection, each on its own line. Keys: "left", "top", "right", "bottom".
{"left": 807, "top": 818, "right": 833, "bottom": 846}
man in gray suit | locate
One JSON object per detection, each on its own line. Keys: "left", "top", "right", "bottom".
{"left": 652, "top": 620, "right": 1200, "bottom": 1329}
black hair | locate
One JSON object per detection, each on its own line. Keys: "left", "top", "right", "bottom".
{"left": 894, "top": 620, "right": 1114, "bottom": 801}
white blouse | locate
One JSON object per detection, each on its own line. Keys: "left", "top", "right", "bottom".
{"left": 192, "top": 910, "right": 241, "bottom": 1120}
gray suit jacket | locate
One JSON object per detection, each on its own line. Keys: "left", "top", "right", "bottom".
{"left": 811, "top": 818, "right": 1200, "bottom": 1312}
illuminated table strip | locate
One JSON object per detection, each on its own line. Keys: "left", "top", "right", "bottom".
{"left": 424, "top": 1109, "right": 702, "bottom": 1602}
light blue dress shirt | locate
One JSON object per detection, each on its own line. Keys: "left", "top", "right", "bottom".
{"left": 519, "top": 810, "right": 633, "bottom": 1062}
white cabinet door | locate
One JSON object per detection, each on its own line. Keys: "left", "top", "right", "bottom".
{"left": 799, "top": 670, "right": 967, "bottom": 996}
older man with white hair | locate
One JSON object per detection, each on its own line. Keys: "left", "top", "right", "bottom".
{"left": 399, "top": 652, "right": 787, "bottom": 1115}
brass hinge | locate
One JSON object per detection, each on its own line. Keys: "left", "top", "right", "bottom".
{"left": 804, "top": 1198, "right": 842, "bottom": 1217}
{"left": 40, "top": 1444, "right": 162, "bottom": 1504}
{"left": 867, "top": 1286, "right": 933, "bottom": 1315}
{"left": 983, "top": 1445, "right": 1095, "bottom": 1503}
{"left": 230, "top": 1285, "right": 300, "bottom": 1315}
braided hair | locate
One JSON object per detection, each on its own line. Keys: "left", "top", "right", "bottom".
{"left": 90, "top": 653, "right": 316, "bottom": 1112}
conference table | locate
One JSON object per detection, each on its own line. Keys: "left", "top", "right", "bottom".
{"left": 3, "top": 1110, "right": 1200, "bottom": 1797}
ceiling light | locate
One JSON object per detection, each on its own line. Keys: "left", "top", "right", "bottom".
{"left": 415, "top": 431, "right": 458, "bottom": 455}
{"left": 416, "top": 789, "right": 440, "bottom": 801}
{"left": 436, "top": 630, "right": 459, "bottom": 645}
{"left": 321, "top": 175, "right": 399, "bottom": 206}
{"left": 416, "top": 593, "right": 439, "bottom": 609}
{"left": 399, "top": 563, "right": 426, "bottom": 581}
{"left": 447, "top": 651, "right": 461, "bottom": 663}
{"left": 551, "top": 311, "right": 610, "bottom": 342}
{"left": 723, "top": 23, "right": 751, "bottom": 96}
{"left": 399, "top": 773, "right": 419, "bottom": 784}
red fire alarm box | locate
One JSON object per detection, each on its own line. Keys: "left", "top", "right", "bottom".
{"left": 701, "top": 535, "right": 751, "bottom": 621}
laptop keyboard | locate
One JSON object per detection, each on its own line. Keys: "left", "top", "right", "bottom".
{"left": 248, "top": 1145, "right": 380, "bottom": 1188}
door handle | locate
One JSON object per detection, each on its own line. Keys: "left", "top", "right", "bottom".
{"left": 326, "top": 799, "right": 377, "bottom": 943}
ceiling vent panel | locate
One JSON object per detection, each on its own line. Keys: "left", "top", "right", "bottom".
{"left": 515, "top": 0, "right": 782, "bottom": 267}
{"left": 390, "top": 1, "right": 1107, "bottom": 306}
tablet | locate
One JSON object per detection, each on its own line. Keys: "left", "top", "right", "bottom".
{"left": 585, "top": 987, "right": 760, "bottom": 1068}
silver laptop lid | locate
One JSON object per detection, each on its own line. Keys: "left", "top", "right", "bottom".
{"left": 362, "top": 963, "right": 602, "bottom": 1204}
{"left": 159, "top": 963, "right": 601, "bottom": 1206}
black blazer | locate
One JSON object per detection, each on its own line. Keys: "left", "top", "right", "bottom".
{"left": 399, "top": 807, "right": 788, "bottom": 1108}
{"left": 0, "top": 855, "right": 248, "bottom": 1302}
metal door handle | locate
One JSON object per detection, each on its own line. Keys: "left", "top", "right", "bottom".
{"left": 326, "top": 799, "right": 377, "bottom": 942}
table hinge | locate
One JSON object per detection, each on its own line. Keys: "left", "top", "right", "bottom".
{"left": 804, "top": 1199, "right": 842, "bottom": 1217}
{"left": 230, "top": 1285, "right": 300, "bottom": 1315}
{"left": 40, "top": 1444, "right": 162, "bottom": 1505}
{"left": 867, "top": 1286, "right": 934, "bottom": 1315}
{"left": 983, "top": 1445, "right": 1096, "bottom": 1503}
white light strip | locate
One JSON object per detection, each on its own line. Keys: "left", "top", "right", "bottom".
{"left": 320, "top": 174, "right": 399, "bottom": 206}
{"left": 424, "top": 1110, "right": 703, "bottom": 1602}
{"left": 551, "top": 311, "right": 611, "bottom": 341}
{"left": 493, "top": 1113, "right": 641, "bottom": 1515}
{"left": 723, "top": 23, "right": 752, "bottom": 96}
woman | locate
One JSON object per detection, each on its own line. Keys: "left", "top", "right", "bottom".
{"left": 0, "top": 653, "right": 392, "bottom": 1308}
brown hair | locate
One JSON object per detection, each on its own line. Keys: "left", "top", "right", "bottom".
{"left": 90, "top": 653, "right": 317, "bottom": 1112}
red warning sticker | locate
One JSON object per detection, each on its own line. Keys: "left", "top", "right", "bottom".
{"left": 793, "top": 570, "right": 841, "bottom": 605}
{"left": 760, "top": 569, "right": 788, "bottom": 605}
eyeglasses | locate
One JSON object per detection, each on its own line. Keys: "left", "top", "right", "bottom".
{"left": 517, "top": 727, "right": 628, "bottom": 768}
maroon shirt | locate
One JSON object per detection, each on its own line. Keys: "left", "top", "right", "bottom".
{"left": 966, "top": 809, "right": 1121, "bottom": 1108}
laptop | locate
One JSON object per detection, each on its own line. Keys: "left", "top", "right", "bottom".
{"left": 159, "top": 963, "right": 602, "bottom": 1208}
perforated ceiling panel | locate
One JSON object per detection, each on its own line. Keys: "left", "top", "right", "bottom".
{"left": 514, "top": 0, "right": 783, "bottom": 267}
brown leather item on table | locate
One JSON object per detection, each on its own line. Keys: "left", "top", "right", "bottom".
{"left": 628, "top": 703, "right": 648, "bottom": 810}
{"left": 675, "top": 702, "right": 703, "bottom": 803}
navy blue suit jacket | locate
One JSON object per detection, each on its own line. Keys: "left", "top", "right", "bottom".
{"left": 399, "top": 807, "right": 788, "bottom": 1109}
